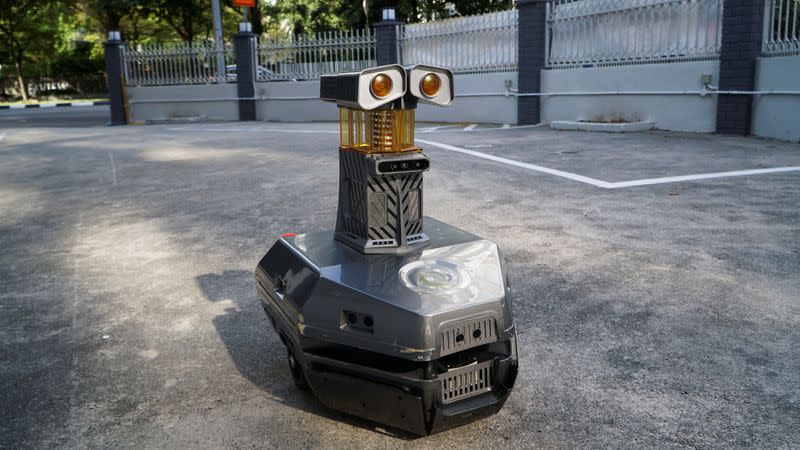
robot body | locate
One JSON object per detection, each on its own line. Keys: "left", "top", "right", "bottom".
{"left": 255, "top": 64, "right": 518, "bottom": 435}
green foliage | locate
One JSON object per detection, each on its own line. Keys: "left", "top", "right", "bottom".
{"left": 0, "top": 0, "right": 513, "bottom": 98}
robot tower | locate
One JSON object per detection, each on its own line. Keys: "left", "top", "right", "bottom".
{"left": 320, "top": 64, "right": 453, "bottom": 253}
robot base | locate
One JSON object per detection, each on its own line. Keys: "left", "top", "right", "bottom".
{"left": 255, "top": 217, "right": 519, "bottom": 436}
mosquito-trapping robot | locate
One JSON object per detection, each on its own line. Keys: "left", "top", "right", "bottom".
{"left": 255, "top": 64, "right": 518, "bottom": 435}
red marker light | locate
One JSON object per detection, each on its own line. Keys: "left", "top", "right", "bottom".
{"left": 281, "top": 233, "right": 297, "bottom": 238}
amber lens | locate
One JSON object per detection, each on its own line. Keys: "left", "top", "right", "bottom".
{"left": 420, "top": 73, "right": 441, "bottom": 97}
{"left": 370, "top": 73, "right": 393, "bottom": 98}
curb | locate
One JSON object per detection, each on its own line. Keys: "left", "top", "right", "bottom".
{"left": 550, "top": 120, "right": 656, "bottom": 133}
{"left": 0, "top": 101, "right": 110, "bottom": 110}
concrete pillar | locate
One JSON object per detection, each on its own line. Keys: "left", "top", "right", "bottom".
{"left": 715, "top": 0, "right": 766, "bottom": 135}
{"left": 104, "top": 31, "right": 126, "bottom": 125}
{"left": 234, "top": 22, "right": 257, "bottom": 121}
{"left": 374, "top": 8, "right": 402, "bottom": 66}
{"left": 517, "top": 0, "right": 549, "bottom": 125}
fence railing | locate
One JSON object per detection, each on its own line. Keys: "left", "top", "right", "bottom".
{"left": 399, "top": 10, "right": 518, "bottom": 74}
{"left": 123, "top": 42, "right": 233, "bottom": 86}
{"left": 763, "top": 0, "right": 800, "bottom": 56}
{"left": 256, "top": 29, "right": 376, "bottom": 81}
{"left": 546, "top": 0, "right": 723, "bottom": 69}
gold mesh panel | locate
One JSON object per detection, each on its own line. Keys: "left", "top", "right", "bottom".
{"left": 339, "top": 107, "right": 418, "bottom": 154}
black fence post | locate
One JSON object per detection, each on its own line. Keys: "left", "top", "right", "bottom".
{"left": 235, "top": 22, "right": 257, "bottom": 121}
{"left": 517, "top": 0, "right": 549, "bottom": 125}
{"left": 104, "top": 31, "right": 127, "bottom": 125}
{"left": 715, "top": 0, "right": 766, "bottom": 135}
{"left": 374, "top": 8, "right": 402, "bottom": 65}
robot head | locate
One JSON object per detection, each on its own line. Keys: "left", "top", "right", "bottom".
{"left": 321, "top": 64, "right": 454, "bottom": 154}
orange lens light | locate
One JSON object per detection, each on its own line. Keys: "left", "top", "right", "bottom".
{"left": 370, "top": 73, "right": 393, "bottom": 98}
{"left": 420, "top": 73, "right": 441, "bottom": 97}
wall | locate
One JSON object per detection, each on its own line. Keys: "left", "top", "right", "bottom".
{"left": 254, "top": 81, "right": 336, "bottom": 122}
{"left": 751, "top": 55, "right": 800, "bottom": 143}
{"left": 540, "top": 60, "right": 720, "bottom": 132}
{"left": 127, "top": 84, "right": 238, "bottom": 122}
{"left": 252, "top": 71, "right": 518, "bottom": 124}
{"left": 416, "top": 72, "right": 517, "bottom": 124}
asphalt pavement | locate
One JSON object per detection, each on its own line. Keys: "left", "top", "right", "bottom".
{"left": 1, "top": 110, "right": 799, "bottom": 448}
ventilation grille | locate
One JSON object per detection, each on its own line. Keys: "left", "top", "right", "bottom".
{"left": 440, "top": 360, "right": 493, "bottom": 404}
{"left": 440, "top": 317, "right": 497, "bottom": 356}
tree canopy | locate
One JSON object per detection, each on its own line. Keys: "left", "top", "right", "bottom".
{"left": 0, "top": 0, "right": 513, "bottom": 100}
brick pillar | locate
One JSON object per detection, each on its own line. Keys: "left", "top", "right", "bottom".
{"left": 715, "top": 0, "right": 766, "bottom": 135}
{"left": 104, "top": 31, "right": 126, "bottom": 125}
{"left": 374, "top": 8, "right": 402, "bottom": 66}
{"left": 234, "top": 22, "right": 257, "bottom": 121}
{"left": 517, "top": 0, "right": 549, "bottom": 125}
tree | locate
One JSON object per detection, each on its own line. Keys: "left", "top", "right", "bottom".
{"left": 0, "top": 0, "right": 69, "bottom": 100}
{"left": 81, "top": 0, "right": 138, "bottom": 34}
{"left": 140, "top": 0, "right": 209, "bottom": 43}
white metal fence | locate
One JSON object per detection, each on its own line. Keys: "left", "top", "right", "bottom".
{"left": 256, "top": 29, "right": 376, "bottom": 81}
{"left": 123, "top": 42, "right": 233, "bottom": 86}
{"left": 763, "top": 0, "right": 800, "bottom": 56}
{"left": 546, "top": 0, "right": 723, "bottom": 69}
{"left": 399, "top": 10, "right": 518, "bottom": 74}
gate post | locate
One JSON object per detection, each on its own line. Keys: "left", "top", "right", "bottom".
{"left": 375, "top": 7, "right": 402, "bottom": 65}
{"left": 715, "top": 0, "right": 766, "bottom": 135}
{"left": 517, "top": 0, "right": 549, "bottom": 125}
{"left": 104, "top": 31, "right": 127, "bottom": 125}
{"left": 234, "top": 22, "right": 257, "bottom": 121}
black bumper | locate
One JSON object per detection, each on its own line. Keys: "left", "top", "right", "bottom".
{"left": 303, "top": 351, "right": 518, "bottom": 436}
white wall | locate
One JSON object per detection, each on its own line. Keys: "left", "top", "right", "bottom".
{"left": 252, "top": 72, "right": 517, "bottom": 124}
{"left": 127, "top": 84, "right": 238, "bottom": 122}
{"left": 416, "top": 71, "right": 517, "bottom": 124}
{"left": 254, "top": 81, "right": 336, "bottom": 122}
{"left": 540, "top": 60, "right": 720, "bottom": 132}
{"left": 751, "top": 55, "right": 800, "bottom": 143}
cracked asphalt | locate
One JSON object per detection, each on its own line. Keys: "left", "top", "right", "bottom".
{"left": 1, "top": 107, "right": 799, "bottom": 448}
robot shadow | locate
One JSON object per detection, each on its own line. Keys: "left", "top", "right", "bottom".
{"left": 195, "top": 270, "right": 421, "bottom": 440}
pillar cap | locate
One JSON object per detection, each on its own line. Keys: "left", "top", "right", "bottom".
{"left": 381, "top": 7, "right": 396, "bottom": 21}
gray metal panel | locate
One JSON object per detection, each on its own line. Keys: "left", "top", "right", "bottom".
{"left": 263, "top": 218, "right": 513, "bottom": 360}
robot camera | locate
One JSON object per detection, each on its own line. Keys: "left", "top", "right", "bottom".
{"left": 405, "top": 65, "right": 454, "bottom": 107}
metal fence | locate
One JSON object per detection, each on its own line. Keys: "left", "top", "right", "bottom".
{"left": 399, "top": 10, "right": 518, "bottom": 74}
{"left": 123, "top": 42, "right": 233, "bottom": 86}
{"left": 256, "top": 29, "right": 376, "bottom": 81}
{"left": 763, "top": 0, "right": 800, "bottom": 56}
{"left": 546, "top": 0, "right": 723, "bottom": 69}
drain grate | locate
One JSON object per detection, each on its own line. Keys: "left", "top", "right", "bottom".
{"left": 440, "top": 360, "right": 493, "bottom": 404}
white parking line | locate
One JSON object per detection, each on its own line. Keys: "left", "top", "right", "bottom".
{"left": 464, "top": 124, "right": 478, "bottom": 131}
{"left": 417, "top": 125, "right": 460, "bottom": 133}
{"left": 418, "top": 139, "right": 800, "bottom": 189}
{"left": 418, "top": 139, "right": 612, "bottom": 188}
{"left": 0, "top": 133, "right": 5, "bottom": 142}
{"left": 609, "top": 167, "right": 800, "bottom": 188}
{"left": 166, "top": 127, "right": 338, "bottom": 133}
{"left": 166, "top": 126, "right": 800, "bottom": 188}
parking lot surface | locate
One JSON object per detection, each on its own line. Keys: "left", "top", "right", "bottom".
{"left": 1, "top": 112, "right": 799, "bottom": 448}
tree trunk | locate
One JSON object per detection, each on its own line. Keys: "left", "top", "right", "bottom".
{"left": 250, "top": 5, "right": 264, "bottom": 36}
{"left": 14, "top": 62, "right": 28, "bottom": 101}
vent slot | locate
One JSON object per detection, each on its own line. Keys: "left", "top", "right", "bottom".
{"left": 440, "top": 360, "right": 493, "bottom": 404}
{"left": 440, "top": 317, "right": 498, "bottom": 356}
